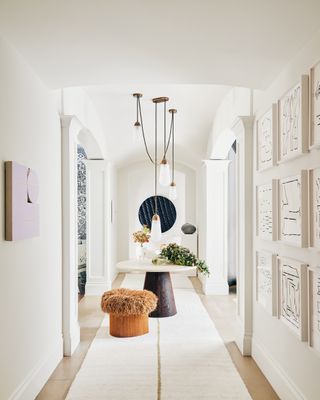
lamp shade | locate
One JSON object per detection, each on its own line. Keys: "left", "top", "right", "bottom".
{"left": 159, "top": 160, "right": 171, "bottom": 186}
{"left": 169, "top": 182, "right": 177, "bottom": 200}
{"left": 150, "top": 214, "right": 162, "bottom": 242}
{"left": 132, "top": 121, "right": 140, "bottom": 143}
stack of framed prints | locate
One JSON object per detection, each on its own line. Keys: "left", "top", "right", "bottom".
{"left": 255, "top": 63, "right": 320, "bottom": 348}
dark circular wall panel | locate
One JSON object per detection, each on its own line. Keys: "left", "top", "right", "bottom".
{"left": 138, "top": 196, "right": 177, "bottom": 233}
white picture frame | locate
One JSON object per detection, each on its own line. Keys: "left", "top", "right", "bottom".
{"left": 278, "top": 75, "right": 309, "bottom": 162}
{"left": 279, "top": 171, "right": 308, "bottom": 247}
{"left": 256, "top": 104, "right": 278, "bottom": 171}
{"left": 256, "top": 180, "right": 278, "bottom": 241}
{"left": 310, "top": 61, "right": 320, "bottom": 148}
{"left": 310, "top": 168, "right": 320, "bottom": 249}
{"left": 278, "top": 257, "right": 308, "bottom": 341}
{"left": 256, "top": 251, "right": 278, "bottom": 316}
{"left": 308, "top": 267, "right": 320, "bottom": 353}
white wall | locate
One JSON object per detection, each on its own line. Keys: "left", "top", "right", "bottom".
{"left": 206, "top": 87, "right": 252, "bottom": 159}
{"left": 117, "top": 161, "right": 197, "bottom": 262}
{"left": 252, "top": 28, "right": 320, "bottom": 400}
{"left": 0, "top": 37, "right": 62, "bottom": 399}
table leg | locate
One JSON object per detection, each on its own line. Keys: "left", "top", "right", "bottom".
{"left": 143, "top": 272, "right": 177, "bottom": 318}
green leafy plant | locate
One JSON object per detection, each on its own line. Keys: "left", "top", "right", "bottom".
{"left": 152, "top": 243, "right": 210, "bottom": 276}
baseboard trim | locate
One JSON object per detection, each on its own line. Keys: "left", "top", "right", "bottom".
{"left": 201, "top": 279, "right": 229, "bottom": 295}
{"left": 252, "top": 337, "right": 306, "bottom": 400}
{"left": 8, "top": 336, "right": 63, "bottom": 400}
{"left": 85, "top": 281, "right": 111, "bottom": 295}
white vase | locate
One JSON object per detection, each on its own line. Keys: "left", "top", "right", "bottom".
{"left": 135, "top": 245, "right": 144, "bottom": 260}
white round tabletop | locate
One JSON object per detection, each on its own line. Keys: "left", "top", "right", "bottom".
{"left": 117, "top": 259, "right": 197, "bottom": 273}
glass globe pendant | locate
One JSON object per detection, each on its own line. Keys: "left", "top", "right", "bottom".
{"left": 169, "top": 182, "right": 177, "bottom": 200}
{"left": 133, "top": 121, "right": 140, "bottom": 142}
{"left": 150, "top": 214, "right": 162, "bottom": 242}
{"left": 159, "top": 158, "right": 171, "bottom": 186}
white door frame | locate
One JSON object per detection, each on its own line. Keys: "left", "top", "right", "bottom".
{"left": 205, "top": 116, "right": 254, "bottom": 356}
{"left": 233, "top": 116, "right": 254, "bottom": 356}
{"left": 61, "top": 115, "right": 106, "bottom": 356}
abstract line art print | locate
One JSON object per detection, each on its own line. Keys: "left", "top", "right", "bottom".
{"left": 308, "top": 267, "right": 320, "bottom": 353}
{"left": 310, "top": 61, "right": 320, "bottom": 147}
{"left": 278, "top": 257, "right": 307, "bottom": 340}
{"left": 256, "top": 181, "right": 277, "bottom": 241}
{"left": 256, "top": 251, "right": 277, "bottom": 316}
{"left": 311, "top": 168, "right": 320, "bottom": 249}
{"left": 279, "top": 172, "right": 308, "bottom": 247}
{"left": 256, "top": 105, "right": 277, "bottom": 171}
{"left": 278, "top": 76, "right": 309, "bottom": 162}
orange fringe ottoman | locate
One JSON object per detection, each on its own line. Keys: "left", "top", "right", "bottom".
{"left": 101, "top": 288, "right": 158, "bottom": 337}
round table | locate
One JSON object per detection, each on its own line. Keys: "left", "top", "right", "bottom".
{"left": 117, "top": 260, "right": 196, "bottom": 318}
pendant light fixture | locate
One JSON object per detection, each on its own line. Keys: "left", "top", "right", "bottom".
{"left": 158, "top": 99, "right": 171, "bottom": 186}
{"left": 169, "top": 108, "right": 177, "bottom": 200}
{"left": 132, "top": 93, "right": 178, "bottom": 241}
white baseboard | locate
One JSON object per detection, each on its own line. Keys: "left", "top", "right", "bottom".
{"left": 252, "top": 337, "right": 306, "bottom": 400}
{"left": 63, "top": 322, "right": 80, "bottom": 356}
{"left": 8, "top": 336, "right": 63, "bottom": 400}
{"left": 201, "top": 279, "right": 229, "bottom": 295}
{"left": 85, "top": 281, "right": 111, "bottom": 295}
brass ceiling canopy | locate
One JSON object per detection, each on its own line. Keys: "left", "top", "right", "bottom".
{"left": 152, "top": 96, "right": 169, "bottom": 103}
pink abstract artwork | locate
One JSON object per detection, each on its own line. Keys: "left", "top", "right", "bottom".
{"left": 5, "top": 161, "right": 40, "bottom": 240}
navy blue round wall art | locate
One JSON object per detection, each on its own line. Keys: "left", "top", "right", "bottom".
{"left": 138, "top": 196, "right": 177, "bottom": 233}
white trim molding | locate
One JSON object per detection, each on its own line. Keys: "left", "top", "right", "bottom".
{"left": 199, "top": 159, "right": 230, "bottom": 295}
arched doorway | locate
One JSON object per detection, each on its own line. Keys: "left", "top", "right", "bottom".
{"left": 61, "top": 116, "right": 107, "bottom": 356}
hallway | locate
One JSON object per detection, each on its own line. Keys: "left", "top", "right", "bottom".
{"left": 38, "top": 274, "right": 278, "bottom": 400}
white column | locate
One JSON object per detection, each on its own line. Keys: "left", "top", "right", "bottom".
{"left": 85, "top": 160, "right": 111, "bottom": 295}
{"left": 233, "top": 116, "right": 254, "bottom": 356}
{"left": 61, "top": 115, "right": 81, "bottom": 356}
{"left": 199, "top": 159, "right": 230, "bottom": 295}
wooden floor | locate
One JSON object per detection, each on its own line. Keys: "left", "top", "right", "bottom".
{"left": 37, "top": 274, "right": 279, "bottom": 399}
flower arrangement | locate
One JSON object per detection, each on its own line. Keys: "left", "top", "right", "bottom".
{"left": 132, "top": 225, "right": 150, "bottom": 246}
{"left": 152, "top": 243, "right": 210, "bottom": 276}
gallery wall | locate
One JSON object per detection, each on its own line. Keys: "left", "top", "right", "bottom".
{"left": 253, "top": 27, "right": 320, "bottom": 400}
{"left": 0, "top": 37, "right": 62, "bottom": 399}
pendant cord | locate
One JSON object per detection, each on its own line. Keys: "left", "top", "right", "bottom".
{"left": 136, "top": 96, "right": 139, "bottom": 123}
{"left": 172, "top": 113, "right": 175, "bottom": 182}
{"left": 155, "top": 102, "right": 158, "bottom": 215}
{"left": 163, "top": 101, "right": 166, "bottom": 160}
{"left": 138, "top": 97, "right": 155, "bottom": 164}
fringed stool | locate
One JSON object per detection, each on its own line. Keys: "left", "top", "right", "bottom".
{"left": 101, "top": 288, "right": 158, "bottom": 337}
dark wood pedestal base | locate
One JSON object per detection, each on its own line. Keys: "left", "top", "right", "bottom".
{"left": 143, "top": 272, "right": 177, "bottom": 318}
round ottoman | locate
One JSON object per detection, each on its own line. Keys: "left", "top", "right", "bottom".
{"left": 101, "top": 288, "right": 158, "bottom": 337}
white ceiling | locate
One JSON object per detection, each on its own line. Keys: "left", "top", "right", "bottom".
{"left": 0, "top": 0, "right": 319, "bottom": 89}
{"left": 85, "top": 84, "right": 229, "bottom": 165}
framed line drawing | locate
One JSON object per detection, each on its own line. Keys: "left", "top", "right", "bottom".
{"left": 256, "top": 251, "right": 277, "bottom": 316}
{"left": 278, "top": 75, "right": 309, "bottom": 162}
{"left": 256, "top": 180, "right": 278, "bottom": 241}
{"left": 310, "top": 60, "right": 320, "bottom": 148}
{"left": 308, "top": 267, "right": 320, "bottom": 353}
{"left": 278, "top": 257, "right": 308, "bottom": 341}
{"left": 279, "top": 171, "right": 308, "bottom": 247}
{"left": 256, "top": 104, "right": 278, "bottom": 171}
{"left": 310, "top": 168, "right": 320, "bottom": 249}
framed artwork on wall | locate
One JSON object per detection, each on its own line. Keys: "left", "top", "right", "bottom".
{"left": 256, "top": 251, "right": 277, "bottom": 316}
{"left": 256, "top": 180, "right": 278, "bottom": 241}
{"left": 308, "top": 267, "right": 320, "bottom": 353}
{"left": 278, "top": 257, "right": 308, "bottom": 341}
{"left": 256, "top": 104, "right": 278, "bottom": 171}
{"left": 310, "top": 61, "right": 320, "bottom": 148}
{"left": 5, "top": 161, "right": 40, "bottom": 241}
{"left": 278, "top": 75, "right": 309, "bottom": 162}
{"left": 310, "top": 168, "right": 320, "bottom": 249}
{"left": 279, "top": 171, "right": 308, "bottom": 247}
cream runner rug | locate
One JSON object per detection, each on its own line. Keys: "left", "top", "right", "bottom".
{"left": 66, "top": 274, "right": 251, "bottom": 399}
